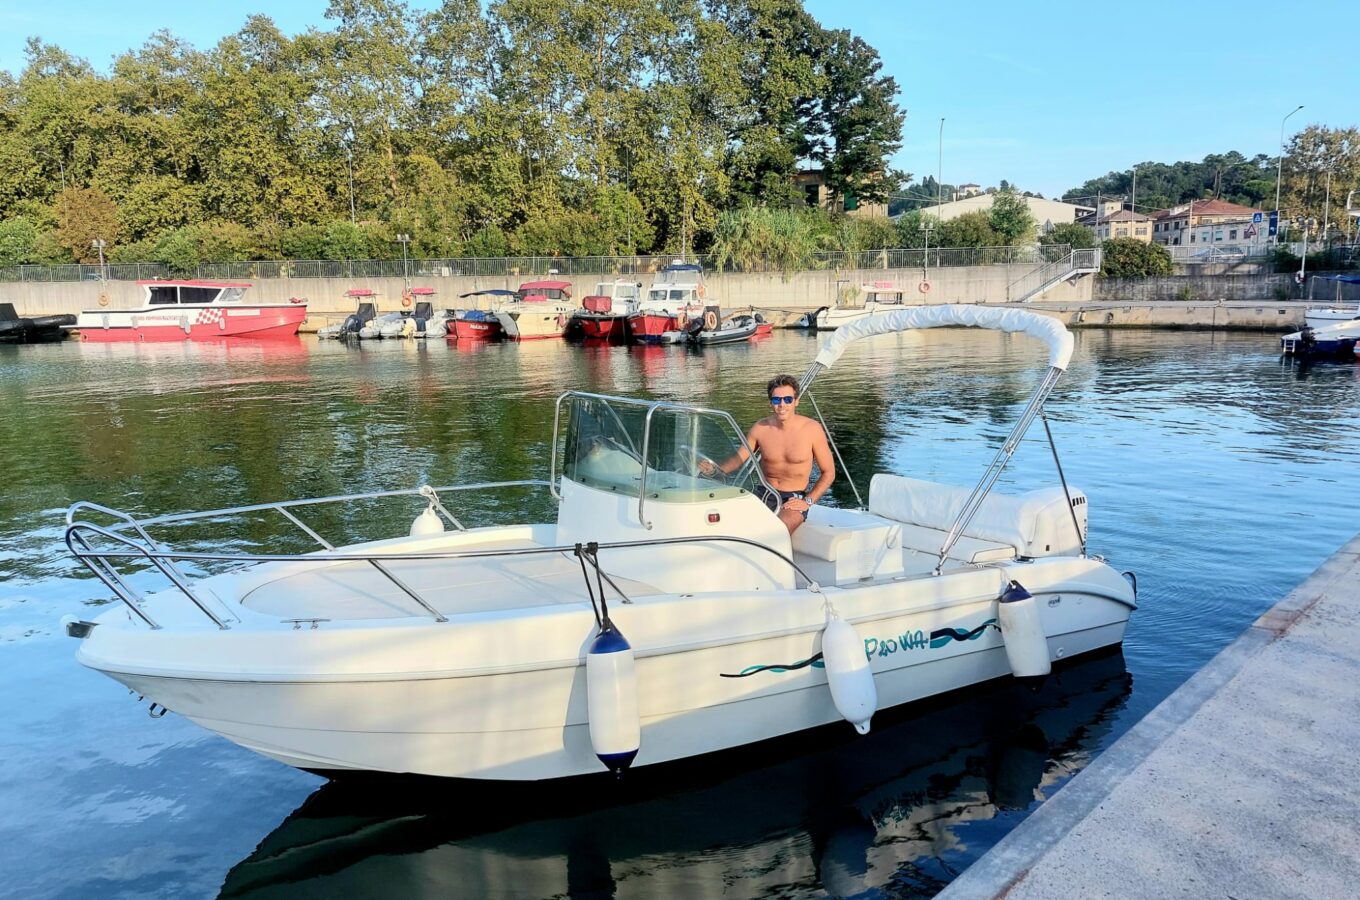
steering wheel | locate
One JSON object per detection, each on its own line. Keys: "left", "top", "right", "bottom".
{"left": 675, "top": 443, "right": 723, "bottom": 480}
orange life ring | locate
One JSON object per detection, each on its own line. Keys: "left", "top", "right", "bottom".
{"left": 703, "top": 310, "right": 719, "bottom": 330}
{"left": 698, "top": 284, "right": 707, "bottom": 298}
{"left": 918, "top": 282, "right": 932, "bottom": 294}
{"left": 97, "top": 293, "right": 110, "bottom": 307}
{"left": 401, "top": 292, "right": 413, "bottom": 308}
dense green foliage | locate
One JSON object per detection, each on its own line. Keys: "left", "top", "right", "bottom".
{"left": 1065, "top": 151, "right": 1276, "bottom": 212}
{"left": 1039, "top": 222, "right": 1097, "bottom": 249}
{"left": 0, "top": 0, "right": 905, "bottom": 265}
{"left": 1099, "top": 238, "right": 1173, "bottom": 278}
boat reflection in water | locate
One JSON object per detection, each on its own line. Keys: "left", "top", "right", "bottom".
{"left": 220, "top": 650, "right": 1131, "bottom": 899}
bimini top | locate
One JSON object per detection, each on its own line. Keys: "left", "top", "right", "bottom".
{"left": 811, "top": 305, "right": 1074, "bottom": 373}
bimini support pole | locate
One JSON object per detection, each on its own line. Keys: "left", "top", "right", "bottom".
{"left": 933, "top": 365, "right": 1064, "bottom": 573}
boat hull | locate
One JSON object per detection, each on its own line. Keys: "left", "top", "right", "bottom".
{"left": 451, "top": 318, "right": 503, "bottom": 341}
{"left": 628, "top": 312, "right": 683, "bottom": 343}
{"left": 1304, "top": 309, "right": 1360, "bottom": 330}
{"left": 577, "top": 314, "right": 628, "bottom": 341}
{"left": 78, "top": 568, "right": 1131, "bottom": 781}
{"left": 497, "top": 306, "right": 572, "bottom": 341}
{"left": 76, "top": 305, "right": 307, "bottom": 342}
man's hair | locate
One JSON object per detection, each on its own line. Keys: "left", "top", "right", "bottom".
{"left": 767, "top": 374, "right": 800, "bottom": 398}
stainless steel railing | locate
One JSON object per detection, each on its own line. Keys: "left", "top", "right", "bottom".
{"left": 65, "top": 481, "right": 554, "bottom": 629}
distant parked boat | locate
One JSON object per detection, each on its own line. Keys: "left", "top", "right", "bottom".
{"left": 73, "top": 281, "right": 306, "bottom": 342}
{"left": 496, "top": 280, "right": 576, "bottom": 341}
{"left": 629, "top": 263, "right": 707, "bottom": 343}
{"left": 452, "top": 290, "right": 516, "bottom": 341}
{"left": 1304, "top": 274, "right": 1360, "bottom": 330}
{"left": 575, "top": 280, "right": 643, "bottom": 341}
{"left": 0, "top": 303, "right": 74, "bottom": 343}
{"left": 317, "top": 289, "right": 378, "bottom": 340}
{"left": 813, "top": 282, "right": 912, "bottom": 330}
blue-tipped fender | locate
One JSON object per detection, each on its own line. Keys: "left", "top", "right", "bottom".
{"left": 585, "top": 619, "right": 640, "bottom": 775}
{"left": 997, "top": 580, "right": 1052, "bottom": 678}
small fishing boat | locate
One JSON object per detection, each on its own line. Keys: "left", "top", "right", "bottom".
{"left": 64, "top": 305, "right": 1135, "bottom": 782}
{"left": 0, "top": 303, "right": 74, "bottom": 343}
{"left": 575, "top": 281, "right": 644, "bottom": 341}
{"left": 451, "top": 290, "right": 515, "bottom": 341}
{"left": 72, "top": 281, "right": 306, "bottom": 343}
{"left": 317, "top": 289, "right": 378, "bottom": 340}
{"left": 378, "top": 288, "right": 442, "bottom": 339}
{"left": 813, "top": 282, "right": 912, "bottom": 330}
{"left": 496, "top": 280, "right": 576, "bottom": 341}
{"left": 628, "top": 262, "right": 707, "bottom": 343}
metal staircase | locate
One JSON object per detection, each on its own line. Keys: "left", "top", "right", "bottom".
{"left": 1006, "top": 249, "right": 1101, "bottom": 303}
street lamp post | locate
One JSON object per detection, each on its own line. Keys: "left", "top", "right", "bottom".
{"left": 396, "top": 233, "right": 411, "bottom": 291}
{"left": 91, "top": 239, "right": 106, "bottom": 281}
{"left": 937, "top": 118, "right": 945, "bottom": 210}
{"left": 1274, "top": 104, "right": 1303, "bottom": 246}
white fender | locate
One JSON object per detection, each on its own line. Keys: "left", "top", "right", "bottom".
{"left": 409, "top": 506, "right": 445, "bottom": 537}
{"left": 586, "top": 621, "right": 640, "bottom": 775}
{"left": 997, "top": 581, "right": 1052, "bottom": 677}
{"left": 821, "top": 615, "right": 877, "bottom": 735}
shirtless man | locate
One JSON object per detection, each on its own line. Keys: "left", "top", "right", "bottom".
{"left": 702, "top": 374, "right": 835, "bottom": 535}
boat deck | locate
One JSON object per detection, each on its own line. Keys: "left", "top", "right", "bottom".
{"left": 240, "top": 540, "right": 661, "bottom": 620}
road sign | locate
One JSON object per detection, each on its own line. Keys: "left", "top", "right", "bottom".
{"left": 1244, "top": 224, "right": 1258, "bottom": 239}
{"left": 1252, "top": 211, "right": 1263, "bottom": 224}
{"left": 1268, "top": 211, "right": 1278, "bottom": 237}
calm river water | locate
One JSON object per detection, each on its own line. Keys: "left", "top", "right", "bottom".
{"left": 2, "top": 328, "right": 1358, "bottom": 899}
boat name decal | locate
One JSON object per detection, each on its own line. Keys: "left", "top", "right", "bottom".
{"left": 719, "top": 618, "right": 999, "bottom": 678}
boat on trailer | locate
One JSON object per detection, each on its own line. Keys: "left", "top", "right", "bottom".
{"left": 63, "top": 306, "right": 1136, "bottom": 782}
{"left": 72, "top": 281, "right": 306, "bottom": 342}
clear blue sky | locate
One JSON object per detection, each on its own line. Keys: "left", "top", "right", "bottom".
{"left": 2, "top": 0, "right": 1355, "bottom": 199}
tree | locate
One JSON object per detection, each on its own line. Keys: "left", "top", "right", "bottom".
{"left": 989, "top": 188, "right": 1035, "bottom": 245}
{"left": 1039, "top": 221, "right": 1096, "bottom": 249}
{"left": 936, "top": 210, "right": 998, "bottom": 248}
{"left": 809, "top": 30, "right": 905, "bottom": 207}
{"left": 0, "top": 217, "right": 37, "bottom": 266}
{"left": 1100, "top": 237, "right": 1172, "bottom": 278}
{"left": 1279, "top": 125, "right": 1360, "bottom": 241}
{"left": 54, "top": 186, "right": 120, "bottom": 262}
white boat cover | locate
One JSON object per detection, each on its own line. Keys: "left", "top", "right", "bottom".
{"left": 812, "top": 305, "right": 1075, "bottom": 372}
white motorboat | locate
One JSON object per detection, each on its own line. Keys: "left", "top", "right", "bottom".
{"left": 317, "top": 289, "right": 378, "bottom": 340}
{"left": 813, "top": 282, "right": 915, "bottom": 330}
{"left": 1303, "top": 274, "right": 1360, "bottom": 330}
{"left": 63, "top": 305, "right": 1136, "bottom": 782}
{"left": 1281, "top": 318, "right": 1360, "bottom": 358}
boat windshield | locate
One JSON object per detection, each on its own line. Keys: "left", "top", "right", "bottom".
{"left": 561, "top": 395, "right": 761, "bottom": 502}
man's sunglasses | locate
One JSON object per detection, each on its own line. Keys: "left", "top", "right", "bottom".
{"left": 769, "top": 395, "right": 796, "bottom": 406}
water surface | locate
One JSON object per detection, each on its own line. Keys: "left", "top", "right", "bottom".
{"left": 2, "top": 329, "right": 1357, "bottom": 898}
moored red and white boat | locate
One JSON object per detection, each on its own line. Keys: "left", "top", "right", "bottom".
{"left": 450, "top": 290, "right": 515, "bottom": 341}
{"left": 575, "top": 280, "right": 643, "bottom": 341}
{"left": 73, "top": 281, "right": 307, "bottom": 343}
{"left": 496, "top": 280, "right": 577, "bottom": 341}
{"left": 628, "top": 263, "right": 707, "bottom": 343}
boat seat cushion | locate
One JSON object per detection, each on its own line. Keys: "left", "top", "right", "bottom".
{"left": 868, "top": 474, "right": 1086, "bottom": 559}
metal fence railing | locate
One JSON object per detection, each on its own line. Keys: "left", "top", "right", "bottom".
{"left": 1166, "top": 244, "right": 1272, "bottom": 262}
{"left": 0, "top": 245, "right": 1074, "bottom": 285}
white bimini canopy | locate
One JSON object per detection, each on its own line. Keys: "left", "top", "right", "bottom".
{"left": 811, "top": 305, "right": 1075, "bottom": 373}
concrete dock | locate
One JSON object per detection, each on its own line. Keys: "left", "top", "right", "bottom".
{"left": 940, "top": 534, "right": 1360, "bottom": 900}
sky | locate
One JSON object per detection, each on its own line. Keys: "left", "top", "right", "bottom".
{"left": 2, "top": 0, "right": 1356, "bottom": 200}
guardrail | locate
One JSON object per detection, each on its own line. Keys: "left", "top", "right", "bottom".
{"left": 1, "top": 245, "right": 1074, "bottom": 284}
{"left": 1005, "top": 249, "right": 1102, "bottom": 303}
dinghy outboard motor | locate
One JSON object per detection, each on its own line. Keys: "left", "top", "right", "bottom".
{"left": 586, "top": 618, "right": 640, "bottom": 776}
{"left": 822, "top": 613, "right": 877, "bottom": 734}
{"left": 997, "top": 580, "right": 1051, "bottom": 678}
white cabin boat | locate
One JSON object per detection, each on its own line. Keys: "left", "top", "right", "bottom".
{"left": 813, "top": 283, "right": 914, "bottom": 330}
{"left": 495, "top": 280, "right": 576, "bottom": 341}
{"left": 72, "top": 280, "right": 306, "bottom": 342}
{"left": 63, "top": 306, "right": 1136, "bottom": 782}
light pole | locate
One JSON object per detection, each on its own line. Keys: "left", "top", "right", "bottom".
{"left": 91, "top": 239, "right": 106, "bottom": 281}
{"left": 1274, "top": 104, "right": 1303, "bottom": 246}
{"left": 38, "top": 149, "right": 66, "bottom": 191}
{"left": 396, "top": 233, "right": 411, "bottom": 291}
{"left": 936, "top": 118, "right": 945, "bottom": 211}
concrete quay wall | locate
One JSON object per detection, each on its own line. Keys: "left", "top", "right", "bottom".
{"left": 5, "top": 264, "right": 1088, "bottom": 319}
